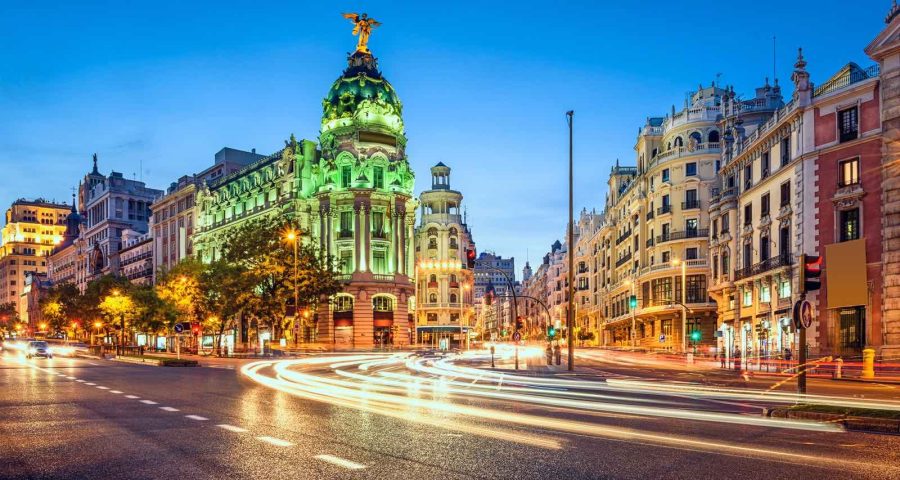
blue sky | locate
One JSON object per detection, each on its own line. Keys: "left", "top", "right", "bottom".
{"left": 0, "top": 1, "right": 891, "bottom": 279}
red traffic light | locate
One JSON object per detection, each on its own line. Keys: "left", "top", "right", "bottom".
{"left": 799, "top": 254, "right": 822, "bottom": 294}
{"left": 466, "top": 248, "right": 477, "bottom": 269}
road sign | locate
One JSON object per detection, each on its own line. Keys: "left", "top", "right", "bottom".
{"left": 793, "top": 299, "right": 813, "bottom": 329}
{"left": 659, "top": 334, "right": 666, "bottom": 343}
{"left": 512, "top": 331, "right": 521, "bottom": 342}
{"left": 174, "top": 322, "right": 185, "bottom": 334}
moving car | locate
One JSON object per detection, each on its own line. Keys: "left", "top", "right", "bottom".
{"left": 26, "top": 341, "right": 53, "bottom": 359}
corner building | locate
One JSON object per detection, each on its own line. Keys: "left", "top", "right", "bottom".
{"left": 194, "top": 48, "right": 416, "bottom": 349}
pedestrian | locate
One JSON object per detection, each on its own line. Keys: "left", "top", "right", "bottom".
{"left": 546, "top": 343, "right": 553, "bottom": 365}
{"left": 784, "top": 347, "right": 792, "bottom": 361}
{"left": 720, "top": 351, "right": 726, "bottom": 368}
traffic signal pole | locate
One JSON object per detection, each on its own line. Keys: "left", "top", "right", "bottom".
{"left": 566, "top": 110, "right": 575, "bottom": 371}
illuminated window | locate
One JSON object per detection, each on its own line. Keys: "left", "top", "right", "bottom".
{"left": 742, "top": 288, "right": 752, "bottom": 307}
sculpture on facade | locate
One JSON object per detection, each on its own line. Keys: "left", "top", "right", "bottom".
{"left": 342, "top": 12, "right": 381, "bottom": 54}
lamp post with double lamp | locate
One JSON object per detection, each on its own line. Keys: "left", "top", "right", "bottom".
{"left": 285, "top": 229, "right": 300, "bottom": 344}
{"left": 672, "top": 259, "right": 687, "bottom": 353}
{"left": 93, "top": 321, "right": 103, "bottom": 346}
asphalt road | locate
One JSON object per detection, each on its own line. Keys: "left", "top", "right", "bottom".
{"left": 1, "top": 350, "right": 899, "bottom": 480}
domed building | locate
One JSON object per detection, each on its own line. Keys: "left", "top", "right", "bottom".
{"left": 194, "top": 29, "right": 417, "bottom": 349}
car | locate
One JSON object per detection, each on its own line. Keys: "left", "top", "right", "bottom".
{"left": 26, "top": 341, "right": 53, "bottom": 359}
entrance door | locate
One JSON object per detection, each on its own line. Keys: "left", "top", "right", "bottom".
{"left": 838, "top": 306, "right": 865, "bottom": 355}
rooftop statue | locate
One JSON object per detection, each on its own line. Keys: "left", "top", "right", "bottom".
{"left": 342, "top": 12, "right": 381, "bottom": 54}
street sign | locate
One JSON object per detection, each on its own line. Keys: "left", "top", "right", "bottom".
{"left": 793, "top": 299, "right": 813, "bottom": 329}
{"left": 659, "top": 334, "right": 666, "bottom": 343}
{"left": 512, "top": 331, "right": 521, "bottom": 342}
{"left": 174, "top": 322, "right": 186, "bottom": 334}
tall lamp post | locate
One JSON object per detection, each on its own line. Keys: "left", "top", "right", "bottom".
{"left": 285, "top": 230, "right": 300, "bottom": 344}
{"left": 566, "top": 110, "right": 575, "bottom": 371}
{"left": 672, "top": 259, "right": 687, "bottom": 353}
{"left": 626, "top": 279, "right": 636, "bottom": 349}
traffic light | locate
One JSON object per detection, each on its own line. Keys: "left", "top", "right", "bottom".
{"left": 515, "top": 316, "right": 524, "bottom": 331}
{"left": 799, "top": 254, "right": 822, "bottom": 294}
{"left": 629, "top": 295, "right": 637, "bottom": 310}
{"left": 466, "top": 247, "right": 477, "bottom": 269}
{"left": 484, "top": 290, "right": 493, "bottom": 306}
{"left": 690, "top": 330, "right": 701, "bottom": 342}
{"left": 548, "top": 326, "right": 557, "bottom": 338}
{"left": 192, "top": 323, "right": 201, "bottom": 335}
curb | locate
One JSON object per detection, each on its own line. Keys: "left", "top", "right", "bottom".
{"left": 766, "top": 407, "right": 900, "bottom": 434}
{"left": 111, "top": 356, "right": 199, "bottom": 367}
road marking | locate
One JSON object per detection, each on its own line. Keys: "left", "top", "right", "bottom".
{"left": 85, "top": 382, "right": 96, "bottom": 386}
{"left": 159, "top": 407, "right": 179, "bottom": 412}
{"left": 139, "top": 400, "right": 158, "bottom": 405}
{"left": 96, "top": 386, "right": 109, "bottom": 390}
{"left": 315, "top": 454, "right": 366, "bottom": 470}
{"left": 66, "top": 376, "right": 76, "bottom": 380}
{"left": 75, "top": 379, "right": 86, "bottom": 383}
{"left": 56, "top": 373, "right": 66, "bottom": 376}
{"left": 88, "top": 362, "right": 99, "bottom": 366}
{"left": 216, "top": 424, "right": 248, "bottom": 433}
{"left": 125, "top": 395, "right": 140, "bottom": 399}
{"left": 185, "top": 415, "right": 208, "bottom": 421}
{"left": 257, "top": 436, "right": 293, "bottom": 447}
{"left": 110, "top": 390, "right": 123, "bottom": 394}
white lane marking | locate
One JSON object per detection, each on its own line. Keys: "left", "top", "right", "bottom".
{"left": 139, "top": 400, "right": 158, "bottom": 405}
{"left": 216, "top": 424, "right": 248, "bottom": 433}
{"left": 96, "top": 386, "right": 109, "bottom": 390}
{"left": 159, "top": 407, "right": 179, "bottom": 412}
{"left": 315, "top": 454, "right": 366, "bottom": 470}
{"left": 257, "top": 436, "right": 293, "bottom": 447}
{"left": 85, "top": 382, "right": 96, "bottom": 386}
{"left": 125, "top": 395, "right": 140, "bottom": 399}
{"left": 66, "top": 376, "right": 77, "bottom": 380}
{"left": 110, "top": 390, "right": 123, "bottom": 394}
{"left": 88, "top": 362, "right": 99, "bottom": 366}
{"left": 75, "top": 379, "right": 86, "bottom": 383}
{"left": 185, "top": 415, "right": 208, "bottom": 421}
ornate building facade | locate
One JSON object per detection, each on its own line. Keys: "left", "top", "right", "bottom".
{"left": 414, "top": 163, "right": 476, "bottom": 348}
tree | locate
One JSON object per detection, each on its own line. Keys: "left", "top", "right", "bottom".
{"left": 39, "top": 283, "right": 84, "bottom": 339}
{"left": 156, "top": 258, "right": 204, "bottom": 324}
{"left": 131, "top": 284, "right": 176, "bottom": 341}
{"left": 98, "top": 289, "right": 135, "bottom": 345}
{"left": 198, "top": 259, "right": 251, "bottom": 356}
{"left": 0, "top": 302, "right": 19, "bottom": 336}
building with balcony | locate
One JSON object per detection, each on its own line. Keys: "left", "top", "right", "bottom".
{"left": 119, "top": 230, "right": 153, "bottom": 286}
{"left": 0, "top": 198, "right": 71, "bottom": 324}
{"left": 414, "top": 163, "right": 476, "bottom": 348}
{"left": 193, "top": 45, "right": 417, "bottom": 349}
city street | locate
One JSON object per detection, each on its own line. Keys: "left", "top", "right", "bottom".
{"left": 2, "top": 349, "right": 899, "bottom": 479}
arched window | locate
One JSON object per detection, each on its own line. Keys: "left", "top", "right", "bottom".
{"left": 690, "top": 132, "right": 702, "bottom": 145}
{"left": 429, "top": 293, "right": 437, "bottom": 303}
{"left": 449, "top": 227, "right": 458, "bottom": 236}
{"left": 335, "top": 295, "right": 354, "bottom": 312}
{"left": 373, "top": 296, "right": 394, "bottom": 312}
{"left": 674, "top": 137, "right": 684, "bottom": 147}
{"left": 429, "top": 274, "right": 437, "bottom": 283}
{"left": 652, "top": 148, "right": 658, "bottom": 158}
{"left": 708, "top": 130, "right": 720, "bottom": 143}
{"left": 450, "top": 273, "right": 457, "bottom": 283}
{"left": 450, "top": 293, "right": 458, "bottom": 303}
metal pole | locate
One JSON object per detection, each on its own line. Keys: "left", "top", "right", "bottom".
{"left": 566, "top": 110, "right": 575, "bottom": 371}
{"left": 293, "top": 236, "right": 299, "bottom": 344}
{"left": 630, "top": 281, "right": 636, "bottom": 349}
{"left": 681, "top": 262, "right": 687, "bottom": 354}
{"left": 798, "top": 296, "right": 807, "bottom": 395}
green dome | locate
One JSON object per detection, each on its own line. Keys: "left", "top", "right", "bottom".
{"left": 321, "top": 52, "right": 404, "bottom": 136}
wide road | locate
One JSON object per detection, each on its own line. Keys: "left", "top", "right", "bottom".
{"left": 1, "top": 348, "right": 899, "bottom": 480}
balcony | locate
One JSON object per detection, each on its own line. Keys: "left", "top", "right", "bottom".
{"left": 733, "top": 252, "right": 793, "bottom": 281}
{"left": 682, "top": 199, "right": 700, "bottom": 210}
{"left": 657, "top": 204, "right": 672, "bottom": 215}
{"left": 656, "top": 229, "right": 708, "bottom": 244}
{"left": 372, "top": 230, "right": 388, "bottom": 240}
{"left": 646, "top": 238, "right": 655, "bottom": 248}
{"left": 639, "top": 258, "right": 707, "bottom": 277}
{"left": 615, "top": 229, "right": 632, "bottom": 246}
{"left": 646, "top": 210, "right": 654, "bottom": 221}
{"left": 615, "top": 252, "right": 633, "bottom": 268}
{"left": 338, "top": 230, "right": 353, "bottom": 239}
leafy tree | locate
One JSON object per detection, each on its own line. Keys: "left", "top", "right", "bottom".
{"left": 0, "top": 302, "right": 19, "bottom": 336}
{"left": 156, "top": 258, "right": 204, "bottom": 324}
{"left": 198, "top": 259, "right": 250, "bottom": 355}
{"left": 130, "top": 284, "right": 176, "bottom": 337}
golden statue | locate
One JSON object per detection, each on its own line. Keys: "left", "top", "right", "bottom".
{"left": 342, "top": 12, "right": 381, "bottom": 54}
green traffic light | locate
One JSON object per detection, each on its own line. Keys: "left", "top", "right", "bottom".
{"left": 690, "top": 331, "right": 701, "bottom": 342}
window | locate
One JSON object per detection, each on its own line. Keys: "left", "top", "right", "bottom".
{"left": 779, "top": 226, "right": 791, "bottom": 256}
{"left": 721, "top": 215, "right": 729, "bottom": 234}
{"left": 838, "top": 107, "right": 859, "bottom": 143}
{"left": 781, "top": 137, "right": 790, "bottom": 166}
{"left": 335, "top": 295, "right": 354, "bottom": 312}
{"left": 373, "top": 296, "right": 394, "bottom": 312}
{"left": 722, "top": 253, "right": 730, "bottom": 278}
{"left": 661, "top": 251, "right": 670, "bottom": 264}
{"left": 685, "top": 247, "right": 698, "bottom": 260}
{"left": 372, "top": 211, "right": 384, "bottom": 237}
{"left": 685, "top": 162, "right": 697, "bottom": 177}
{"left": 712, "top": 219, "right": 718, "bottom": 236}
{"left": 372, "top": 251, "right": 386, "bottom": 274}
{"left": 838, "top": 306, "right": 865, "bottom": 349}
{"left": 743, "top": 288, "right": 753, "bottom": 307}
{"left": 761, "top": 193, "right": 770, "bottom": 217}
{"left": 662, "top": 169, "right": 670, "bottom": 182}
{"left": 685, "top": 218, "right": 698, "bottom": 236}
{"left": 373, "top": 166, "right": 384, "bottom": 189}
{"left": 652, "top": 277, "right": 673, "bottom": 303}
{"left": 744, "top": 203, "right": 752, "bottom": 226}
{"left": 780, "top": 182, "right": 790, "bottom": 207}
{"left": 839, "top": 208, "right": 860, "bottom": 241}
{"left": 743, "top": 242, "right": 752, "bottom": 269}
{"left": 341, "top": 165, "right": 352, "bottom": 188}
{"left": 684, "top": 189, "right": 698, "bottom": 209}
{"left": 744, "top": 164, "right": 753, "bottom": 190}
{"left": 760, "top": 233, "right": 770, "bottom": 261}
{"left": 709, "top": 130, "right": 720, "bottom": 143}
{"left": 759, "top": 284, "right": 771, "bottom": 303}
{"left": 429, "top": 293, "right": 437, "bottom": 303}
{"left": 839, "top": 158, "right": 860, "bottom": 187}
{"left": 340, "top": 251, "right": 353, "bottom": 274}
{"left": 340, "top": 211, "right": 353, "bottom": 236}
{"left": 761, "top": 152, "right": 770, "bottom": 178}
{"left": 713, "top": 255, "right": 719, "bottom": 278}
{"left": 778, "top": 279, "right": 791, "bottom": 299}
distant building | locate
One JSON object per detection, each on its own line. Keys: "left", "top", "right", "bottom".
{"left": 473, "top": 251, "right": 515, "bottom": 338}
{"left": 47, "top": 197, "right": 85, "bottom": 288}
{"left": 0, "top": 198, "right": 71, "bottom": 324}
{"left": 414, "top": 163, "right": 476, "bottom": 347}
{"left": 119, "top": 229, "right": 153, "bottom": 286}
{"left": 78, "top": 154, "right": 163, "bottom": 291}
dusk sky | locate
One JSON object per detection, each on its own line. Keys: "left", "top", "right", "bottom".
{"left": 0, "top": 1, "right": 889, "bottom": 280}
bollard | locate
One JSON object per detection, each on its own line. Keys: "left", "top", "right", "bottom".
{"left": 686, "top": 352, "right": 694, "bottom": 365}
{"left": 862, "top": 348, "right": 875, "bottom": 379}
{"left": 834, "top": 358, "right": 843, "bottom": 379}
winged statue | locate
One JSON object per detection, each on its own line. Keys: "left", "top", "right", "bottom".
{"left": 342, "top": 12, "right": 381, "bottom": 54}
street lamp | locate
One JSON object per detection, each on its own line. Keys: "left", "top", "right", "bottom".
{"left": 284, "top": 229, "right": 300, "bottom": 344}
{"left": 93, "top": 321, "right": 103, "bottom": 345}
{"left": 625, "top": 279, "right": 636, "bottom": 349}
{"left": 672, "top": 259, "right": 687, "bottom": 353}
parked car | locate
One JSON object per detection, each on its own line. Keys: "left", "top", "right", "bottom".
{"left": 27, "top": 341, "right": 53, "bottom": 359}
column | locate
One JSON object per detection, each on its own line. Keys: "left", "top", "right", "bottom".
{"left": 363, "top": 202, "right": 371, "bottom": 272}
{"left": 354, "top": 204, "right": 362, "bottom": 272}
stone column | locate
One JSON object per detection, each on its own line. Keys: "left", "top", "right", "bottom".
{"left": 354, "top": 203, "right": 362, "bottom": 272}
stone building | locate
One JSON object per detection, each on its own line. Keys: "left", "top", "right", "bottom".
{"left": 119, "top": 230, "right": 153, "bottom": 286}
{"left": 414, "top": 163, "right": 476, "bottom": 348}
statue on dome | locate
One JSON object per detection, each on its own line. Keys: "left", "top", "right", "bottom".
{"left": 342, "top": 12, "right": 381, "bottom": 54}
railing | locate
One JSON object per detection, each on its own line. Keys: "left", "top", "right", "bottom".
{"left": 646, "top": 210, "right": 654, "bottom": 221}
{"left": 646, "top": 238, "right": 655, "bottom": 248}
{"left": 121, "top": 251, "right": 152, "bottom": 266}
{"left": 657, "top": 204, "right": 672, "bottom": 215}
{"left": 657, "top": 229, "right": 708, "bottom": 244}
{"left": 615, "top": 229, "right": 632, "bottom": 245}
{"left": 639, "top": 258, "right": 707, "bottom": 277}
{"left": 615, "top": 253, "right": 632, "bottom": 268}
{"left": 372, "top": 274, "right": 395, "bottom": 282}
{"left": 813, "top": 64, "right": 880, "bottom": 98}
{"left": 682, "top": 200, "right": 700, "bottom": 210}
{"left": 126, "top": 269, "right": 153, "bottom": 280}
{"left": 338, "top": 230, "right": 353, "bottom": 239}
{"left": 652, "top": 142, "right": 721, "bottom": 163}
{"left": 733, "top": 252, "right": 793, "bottom": 281}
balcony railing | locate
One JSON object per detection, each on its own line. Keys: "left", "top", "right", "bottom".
{"left": 813, "top": 64, "right": 879, "bottom": 98}
{"left": 656, "top": 229, "right": 708, "bottom": 244}
{"left": 657, "top": 204, "right": 672, "bottom": 215}
{"left": 646, "top": 210, "right": 654, "bottom": 221}
{"left": 733, "top": 252, "right": 793, "bottom": 281}
{"left": 682, "top": 199, "right": 700, "bottom": 210}
{"left": 646, "top": 238, "right": 654, "bottom": 248}
{"left": 338, "top": 230, "right": 353, "bottom": 239}
{"left": 615, "top": 229, "right": 632, "bottom": 245}
{"left": 372, "top": 230, "right": 388, "bottom": 240}
{"left": 615, "top": 252, "right": 633, "bottom": 268}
